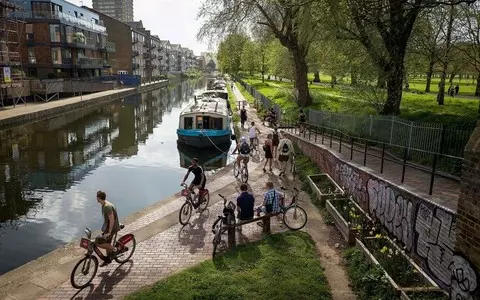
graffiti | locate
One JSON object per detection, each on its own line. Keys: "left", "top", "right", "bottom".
{"left": 367, "top": 178, "right": 413, "bottom": 251}
{"left": 415, "top": 204, "right": 477, "bottom": 300}
{"left": 336, "top": 164, "right": 368, "bottom": 205}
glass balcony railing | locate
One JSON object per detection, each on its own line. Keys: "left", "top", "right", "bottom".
{"left": 77, "top": 57, "right": 103, "bottom": 68}
{"left": 25, "top": 11, "right": 107, "bottom": 33}
{"left": 105, "top": 41, "right": 115, "bottom": 52}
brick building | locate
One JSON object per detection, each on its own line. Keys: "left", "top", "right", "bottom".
{"left": 21, "top": 0, "right": 113, "bottom": 79}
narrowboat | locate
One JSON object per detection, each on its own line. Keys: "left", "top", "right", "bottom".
{"left": 177, "top": 97, "right": 233, "bottom": 148}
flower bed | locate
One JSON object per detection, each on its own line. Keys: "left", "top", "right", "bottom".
{"left": 356, "top": 236, "right": 443, "bottom": 295}
{"left": 307, "top": 174, "right": 344, "bottom": 206}
{"left": 326, "top": 197, "right": 373, "bottom": 245}
{"left": 400, "top": 290, "right": 449, "bottom": 300}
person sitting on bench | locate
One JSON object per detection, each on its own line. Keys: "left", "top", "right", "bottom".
{"left": 256, "top": 181, "right": 283, "bottom": 227}
{"left": 236, "top": 183, "right": 255, "bottom": 232}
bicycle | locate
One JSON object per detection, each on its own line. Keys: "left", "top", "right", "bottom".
{"left": 249, "top": 137, "right": 260, "bottom": 159}
{"left": 70, "top": 224, "right": 136, "bottom": 289}
{"left": 233, "top": 155, "right": 249, "bottom": 183}
{"left": 212, "top": 194, "right": 236, "bottom": 258}
{"left": 277, "top": 186, "right": 308, "bottom": 230}
{"left": 179, "top": 183, "right": 210, "bottom": 225}
{"left": 290, "top": 152, "right": 297, "bottom": 179}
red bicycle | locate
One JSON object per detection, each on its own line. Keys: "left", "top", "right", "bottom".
{"left": 179, "top": 183, "right": 210, "bottom": 225}
{"left": 70, "top": 224, "right": 136, "bottom": 289}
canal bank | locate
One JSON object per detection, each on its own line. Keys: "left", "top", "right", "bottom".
{"left": 0, "top": 80, "right": 169, "bottom": 128}
{"left": 0, "top": 79, "right": 238, "bottom": 276}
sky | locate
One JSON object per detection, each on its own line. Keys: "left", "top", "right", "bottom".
{"left": 69, "top": 0, "right": 211, "bottom": 55}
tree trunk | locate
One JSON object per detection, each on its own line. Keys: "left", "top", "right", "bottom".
{"left": 475, "top": 72, "right": 480, "bottom": 97}
{"left": 437, "top": 71, "right": 446, "bottom": 105}
{"left": 291, "top": 48, "right": 312, "bottom": 106}
{"left": 425, "top": 60, "right": 434, "bottom": 93}
{"left": 449, "top": 72, "right": 456, "bottom": 84}
{"left": 313, "top": 71, "right": 321, "bottom": 82}
{"left": 381, "top": 60, "right": 403, "bottom": 115}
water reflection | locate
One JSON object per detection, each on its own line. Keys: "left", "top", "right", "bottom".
{"left": 0, "top": 79, "right": 207, "bottom": 274}
{"left": 177, "top": 143, "right": 235, "bottom": 172}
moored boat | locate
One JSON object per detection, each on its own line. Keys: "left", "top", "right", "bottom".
{"left": 177, "top": 97, "right": 233, "bottom": 148}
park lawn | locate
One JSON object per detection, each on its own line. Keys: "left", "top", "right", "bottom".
{"left": 125, "top": 232, "right": 332, "bottom": 300}
{"left": 242, "top": 76, "right": 478, "bottom": 124}
{"left": 408, "top": 77, "right": 478, "bottom": 97}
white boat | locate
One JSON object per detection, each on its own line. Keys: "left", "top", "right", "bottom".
{"left": 177, "top": 97, "right": 233, "bottom": 148}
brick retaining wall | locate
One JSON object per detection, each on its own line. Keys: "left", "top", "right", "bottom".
{"left": 286, "top": 132, "right": 479, "bottom": 299}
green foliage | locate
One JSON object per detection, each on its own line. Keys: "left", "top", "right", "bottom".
{"left": 240, "top": 40, "right": 262, "bottom": 75}
{"left": 217, "top": 34, "right": 249, "bottom": 74}
{"left": 126, "top": 232, "right": 332, "bottom": 300}
{"left": 343, "top": 248, "right": 398, "bottom": 300}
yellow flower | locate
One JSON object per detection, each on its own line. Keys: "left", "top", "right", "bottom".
{"left": 356, "top": 225, "right": 362, "bottom": 230}
{"left": 375, "top": 234, "right": 382, "bottom": 238}
{"left": 380, "top": 246, "right": 388, "bottom": 254}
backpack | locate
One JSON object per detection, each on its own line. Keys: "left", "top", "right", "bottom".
{"left": 240, "top": 142, "right": 250, "bottom": 154}
{"left": 281, "top": 142, "right": 290, "bottom": 154}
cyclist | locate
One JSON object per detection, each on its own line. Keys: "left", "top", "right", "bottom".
{"left": 248, "top": 121, "right": 261, "bottom": 148}
{"left": 95, "top": 190, "right": 120, "bottom": 266}
{"left": 181, "top": 158, "right": 206, "bottom": 200}
{"left": 298, "top": 109, "right": 306, "bottom": 133}
{"left": 240, "top": 105, "right": 247, "bottom": 129}
{"left": 233, "top": 136, "right": 251, "bottom": 171}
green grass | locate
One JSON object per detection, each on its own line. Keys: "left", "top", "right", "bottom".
{"left": 126, "top": 232, "right": 332, "bottom": 300}
{"left": 408, "top": 76, "right": 477, "bottom": 97}
{"left": 242, "top": 76, "right": 479, "bottom": 125}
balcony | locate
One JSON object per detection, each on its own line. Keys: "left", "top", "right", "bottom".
{"left": 52, "top": 57, "right": 73, "bottom": 66}
{"left": 132, "top": 51, "right": 139, "bottom": 57}
{"left": 105, "top": 41, "right": 115, "bottom": 53}
{"left": 25, "top": 11, "right": 107, "bottom": 33}
{"left": 103, "top": 58, "right": 116, "bottom": 67}
{"left": 151, "top": 54, "right": 157, "bottom": 59}
{"left": 150, "top": 44, "right": 157, "bottom": 49}
{"left": 143, "top": 52, "right": 149, "bottom": 59}
{"left": 133, "top": 63, "right": 140, "bottom": 70}
{"left": 76, "top": 57, "right": 103, "bottom": 68}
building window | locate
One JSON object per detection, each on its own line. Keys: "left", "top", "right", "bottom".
{"left": 51, "top": 47, "right": 62, "bottom": 64}
{"left": 65, "top": 26, "right": 73, "bottom": 43}
{"left": 31, "top": 1, "right": 53, "bottom": 17}
{"left": 26, "top": 24, "right": 34, "bottom": 41}
{"left": 27, "top": 47, "right": 36, "bottom": 63}
{"left": 49, "top": 25, "right": 61, "bottom": 42}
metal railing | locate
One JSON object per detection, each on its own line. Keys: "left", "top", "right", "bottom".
{"left": 236, "top": 78, "right": 476, "bottom": 186}
{"left": 23, "top": 11, "right": 106, "bottom": 33}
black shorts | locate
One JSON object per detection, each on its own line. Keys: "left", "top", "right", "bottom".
{"left": 191, "top": 178, "right": 206, "bottom": 189}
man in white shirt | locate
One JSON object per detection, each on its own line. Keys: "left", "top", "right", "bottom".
{"left": 248, "top": 121, "right": 261, "bottom": 147}
{"left": 277, "top": 131, "right": 294, "bottom": 177}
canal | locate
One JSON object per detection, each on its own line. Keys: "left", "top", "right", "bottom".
{"left": 0, "top": 79, "right": 235, "bottom": 275}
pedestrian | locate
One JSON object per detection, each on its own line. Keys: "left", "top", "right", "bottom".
{"left": 455, "top": 84, "right": 459, "bottom": 95}
{"left": 236, "top": 183, "right": 255, "bottom": 232}
{"left": 272, "top": 127, "right": 279, "bottom": 160}
{"left": 263, "top": 133, "right": 273, "bottom": 173}
{"left": 277, "top": 131, "right": 294, "bottom": 177}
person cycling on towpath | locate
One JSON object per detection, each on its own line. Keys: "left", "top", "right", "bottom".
{"left": 181, "top": 158, "right": 206, "bottom": 200}
{"left": 233, "top": 136, "right": 251, "bottom": 172}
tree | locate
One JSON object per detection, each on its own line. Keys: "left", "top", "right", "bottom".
{"left": 197, "top": 0, "right": 325, "bottom": 106}
{"left": 265, "top": 39, "right": 294, "bottom": 80}
{"left": 329, "top": 0, "right": 476, "bottom": 115}
{"left": 456, "top": 2, "right": 480, "bottom": 96}
{"left": 240, "top": 40, "right": 261, "bottom": 75}
{"left": 216, "top": 34, "right": 248, "bottom": 74}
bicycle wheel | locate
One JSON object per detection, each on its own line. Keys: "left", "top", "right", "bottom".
{"left": 283, "top": 205, "right": 308, "bottom": 230}
{"left": 233, "top": 161, "right": 239, "bottom": 177}
{"left": 70, "top": 256, "right": 98, "bottom": 289}
{"left": 198, "top": 190, "right": 210, "bottom": 211}
{"left": 179, "top": 202, "right": 192, "bottom": 225}
{"left": 115, "top": 235, "right": 136, "bottom": 264}
{"left": 212, "top": 220, "right": 223, "bottom": 258}
{"left": 241, "top": 165, "right": 248, "bottom": 183}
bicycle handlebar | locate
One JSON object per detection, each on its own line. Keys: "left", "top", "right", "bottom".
{"left": 180, "top": 183, "right": 187, "bottom": 188}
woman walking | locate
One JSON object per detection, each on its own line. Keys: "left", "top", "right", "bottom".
{"left": 272, "top": 127, "right": 279, "bottom": 160}
{"left": 263, "top": 134, "right": 273, "bottom": 173}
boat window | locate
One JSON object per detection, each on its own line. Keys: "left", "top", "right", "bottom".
{"left": 184, "top": 117, "right": 193, "bottom": 129}
{"left": 196, "top": 116, "right": 207, "bottom": 129}
{"left": 212, "top": 118, "right": 223, "bottom": 129}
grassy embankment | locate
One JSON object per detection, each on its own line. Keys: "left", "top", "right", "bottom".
{"left": 126, "top": 232, "right": 332, "bottom": 300}
{"left": 242, "top": 76, "right": 478, "bottom": 125}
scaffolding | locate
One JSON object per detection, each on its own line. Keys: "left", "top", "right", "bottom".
{"left": 0, "top": 0, "right": 26, "bottom": 107}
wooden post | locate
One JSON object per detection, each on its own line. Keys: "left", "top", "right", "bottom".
{"left": 263, "top": 217, "right": 271, "bottom": 234}
{"left": 227, "top": 225, "right": 236, "bottom": 247}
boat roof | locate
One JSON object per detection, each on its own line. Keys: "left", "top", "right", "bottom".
{"left": 181, "top": 98, "right": 229, "bottom": 116}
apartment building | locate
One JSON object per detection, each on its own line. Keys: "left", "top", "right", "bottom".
{"left": 21, "top": 0, "right": 113, "bottom": 79}
{"left": 170, "top": 44, "right": 181, "bottom": 73}
{"left": 159, "top": 40, "right": 171, "bottom": 73}
{"left": 92, "top": 0, "right": 133, "bottom": 22}
{"left": 150, "top": 35, "right": 162, "bottom": 78}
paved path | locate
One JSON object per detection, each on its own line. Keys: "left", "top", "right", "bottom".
{"left": 1, "top": 85, "right": 356, "bottom": 300}
{"left": 286, "top": 127, "right": 459, "bottom": 211}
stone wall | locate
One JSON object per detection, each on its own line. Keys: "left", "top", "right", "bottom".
{"left": 456, "top": 122, "right": 480, "bottom": 300}
{"left": 286, "top": 132, "right": 479, "bottom": 300}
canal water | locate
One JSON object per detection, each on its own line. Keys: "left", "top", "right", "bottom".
{"left": 0, "top": 79, "right": 235, "bottom": 274}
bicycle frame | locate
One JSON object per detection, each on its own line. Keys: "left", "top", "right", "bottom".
{"left": 79, "top": 227, "right": 133, "bottom": 261}
{"left": 180, "top": 184, "right": 206, "bottom": 209}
